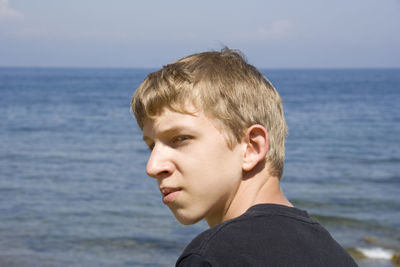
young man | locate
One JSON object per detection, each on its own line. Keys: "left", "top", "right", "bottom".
{"left": 131, "top": 48, "right": 358, "bottom": 266}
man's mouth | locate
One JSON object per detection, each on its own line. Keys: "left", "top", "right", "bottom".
{"left": 160, "top": 187, "right": 181, "bottom": 204}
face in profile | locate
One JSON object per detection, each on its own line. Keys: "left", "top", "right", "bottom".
{"left": 142, "top": 107, "right": 245, "bottom": 225}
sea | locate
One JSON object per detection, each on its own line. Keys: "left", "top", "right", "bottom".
{"left": 0, "top": 67, "right": 399, "bottom": 267}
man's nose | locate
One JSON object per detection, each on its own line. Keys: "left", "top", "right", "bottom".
{"left": 146, "top": 143, "right": 174, "bottom": 179}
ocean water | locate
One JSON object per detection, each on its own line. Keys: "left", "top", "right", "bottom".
{"left": 0, "top": 67, "right": 399, "bottom": 267}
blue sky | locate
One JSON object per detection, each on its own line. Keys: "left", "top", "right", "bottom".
{"left": 1, "top": 0, "right": 399, "bottom": 68}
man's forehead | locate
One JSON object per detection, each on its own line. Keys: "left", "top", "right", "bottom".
{"left": 142, "top": 109, "right": 201, "bottom": 138}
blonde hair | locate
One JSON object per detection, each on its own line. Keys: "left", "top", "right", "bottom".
{"left": 131, "top": 48, "right": 288, "bottom": 179}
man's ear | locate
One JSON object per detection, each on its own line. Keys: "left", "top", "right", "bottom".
{"left": 242, "top": 125, "right": 269, "bottom": 172}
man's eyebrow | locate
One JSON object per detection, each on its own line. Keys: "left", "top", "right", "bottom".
{"left": 142, "top": 125, "right": 191, "bottom": 142}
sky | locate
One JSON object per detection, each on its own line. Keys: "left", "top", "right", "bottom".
{"left": 0, "top": 0, "right": 399, "bottom": 68}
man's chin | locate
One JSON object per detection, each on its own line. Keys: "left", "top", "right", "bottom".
{"left": 172, "top": 210, "right": 203, "bottom": 225}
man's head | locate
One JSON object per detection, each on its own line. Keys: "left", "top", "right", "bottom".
{"left": 131, "top": 48, "right": 287, "bottom": 179}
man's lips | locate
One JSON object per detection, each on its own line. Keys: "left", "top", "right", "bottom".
{"left": 160, "top": 187, "right": 181, "bottom": 204}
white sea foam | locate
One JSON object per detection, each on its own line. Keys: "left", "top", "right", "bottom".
{"left": 357, "top": 247, "right": 394, "bottom": 260}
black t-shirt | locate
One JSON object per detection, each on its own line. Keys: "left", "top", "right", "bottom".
{"left": 176, "top": 204, "right": 358, "bottom": 267}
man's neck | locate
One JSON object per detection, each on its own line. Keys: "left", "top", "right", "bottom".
{"left": 206, "top": 170, "right": 292, "bottom": 227}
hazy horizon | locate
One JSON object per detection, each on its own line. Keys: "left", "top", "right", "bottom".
{"left": 1, "top": 65, "right": 400, "bottom": 70}
{"left": 1, "top": 0, "right": 399, "bottom": 69}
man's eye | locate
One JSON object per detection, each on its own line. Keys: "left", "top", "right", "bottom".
{"left": 172, "top": 135, "right": 191, "bottom": 144}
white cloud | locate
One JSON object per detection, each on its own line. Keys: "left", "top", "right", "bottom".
{"left": 266, "top": 20, "right": 293, "bottom": 38}
{"left": 0, "top": 0, "right": 23, "bottom": 20}
{"left": 227, "top": 19, "right": 294, "bottom": 43}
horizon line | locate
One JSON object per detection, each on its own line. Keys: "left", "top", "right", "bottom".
{"left": 1, "top": 65, "right": 399, "bottom": 70}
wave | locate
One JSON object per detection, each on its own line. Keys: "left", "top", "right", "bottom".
{"left": 347, "top": 246, "right": 400, "bottom": 266}
{"left": 325, "top": 155, "right": 400, "bottom": 164}
{"left": 309, "top": 213, "right": 400, "bottom": 244}
{"left": 356, "top": 247, "right": 394, "bottom": 260}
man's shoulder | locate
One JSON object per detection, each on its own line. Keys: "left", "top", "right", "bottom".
{"left": 176, "top": 204, "right": 358, "bottom": 267}
{"left": 176, "top": 204, "right": 315, "bottom": 265}
{"left": 175, "top": 209, "right": 253, "bottom": 266}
